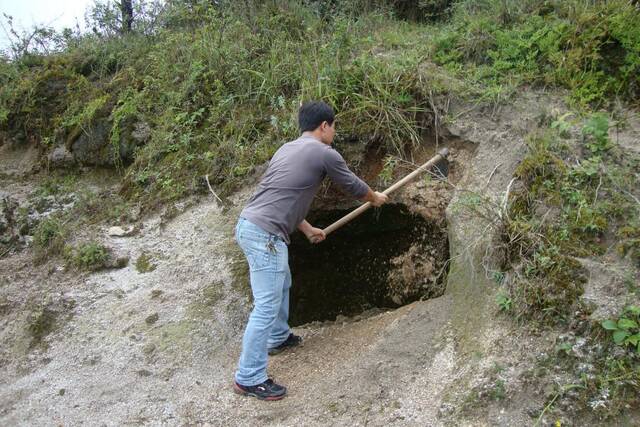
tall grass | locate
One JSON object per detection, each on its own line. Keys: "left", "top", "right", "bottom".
{"left": 2, "top": 2, "right": 439, "bottom": 207}
{"left": 1, "top": 0, "right": 638, "bottom": 208}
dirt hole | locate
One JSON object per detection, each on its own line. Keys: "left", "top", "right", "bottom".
{"left": 288, "top": 203, "right": 449, "bottom": 326}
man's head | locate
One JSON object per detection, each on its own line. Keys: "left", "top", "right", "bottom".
{"left": 298, "top": 100, "right": 336, "bottom": 145}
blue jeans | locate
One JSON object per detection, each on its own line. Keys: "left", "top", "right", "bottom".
{"left": 234, "top": 217, "right": 292, "bottom": 386}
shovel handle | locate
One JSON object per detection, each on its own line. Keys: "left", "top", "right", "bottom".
{"left": 321, "top": 148, "right": 449, "bottom": 237}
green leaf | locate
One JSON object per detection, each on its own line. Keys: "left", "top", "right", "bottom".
{"left": 618, "top": 318, "right": 638, "bottom": 331}
{"left": 601, "top": 320, "right": 619, "bottom": 330}
{"left": 626, "top": 305, "right": 640, "bottom": 316}
{"left": 626, "top": 334, "right": 640, "bottom": 346}
{"left": 613, "top": 330, "right": 629, "bottom": 345}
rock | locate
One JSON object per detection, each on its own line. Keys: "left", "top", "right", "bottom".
{"left": 48, "top": 145, "right": 74, "bottom": 167}
{"left": 104, "top": 255, "right": 129, "bottom": 269}
{"left": 114, "top": 256, "right": 129, "bottom": 268}
{"left": 70, "top": 119, "right": 112, "bottom": 166}
{"left": 136, "top": 369, "right": 152, "bottom": 377}
{"left": 131, "top": 122, "right": 151, "bottom": 143}
{"left": 145, "top": 313, "right": 159, "bottom": 325}
{"left": 107, "top": 226, "right": 135, "bottom": 237}
{"left": 70, "top": 117, "right": 142, "bottom": 167}
{"left": 142, "top": 343, "right": 156, "bottom": 355}
{"left": 97, "top": 247, "right": 130, "bottom": 270}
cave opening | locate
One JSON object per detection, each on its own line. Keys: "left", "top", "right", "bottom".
{"left": 288, "top": 203, "right": 449, "bottom": 326}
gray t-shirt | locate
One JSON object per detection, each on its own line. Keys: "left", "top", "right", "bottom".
{"left": 240, "top": 135, "right": 369, "bottom": 244}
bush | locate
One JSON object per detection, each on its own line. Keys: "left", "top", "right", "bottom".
{"left": 32, "top": 217, "right": 67, "bottom": 260}
{"left": 71, "top": 242, "right": 109, "bottom": 271}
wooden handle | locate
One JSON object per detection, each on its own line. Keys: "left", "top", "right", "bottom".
{"left": 321, "top": 148, "right": 449, "bottom": 236}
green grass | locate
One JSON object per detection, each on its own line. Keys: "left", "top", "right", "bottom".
{"left": 501, "top": 112, "right": 640, "bottom": 419}
{"left": 135, "top": 252, "right": 156, "bottom": 273}
{"left": 433, "top": 0, "right": 640, "bottom": 108}
{"left": 2, "top": 1, "right": 638, "bottom": 212}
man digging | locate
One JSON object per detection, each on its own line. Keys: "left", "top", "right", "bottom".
{"left": 233, "top": 101, "right": 389, "bottom": 400}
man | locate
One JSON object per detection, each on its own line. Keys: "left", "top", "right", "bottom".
{"left": 233, "top": 101, "right": 388, "bottom": 400}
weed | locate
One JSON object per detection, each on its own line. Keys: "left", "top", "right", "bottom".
{"left": 582, "top": 113, "right": 611, "bottom": 155}
{"left": 434, "top": 0, "right": 640, "bottom": 107}
{"left": 71, "top": 242, "right": 109, "bottom": 271}
{"left": 550, "top": 113, "right": 573, "bottom": 139}
{"left": 492, "top": 271, "right": 505, "bottom": 285}
{"left": 602, "top": 306, "right": 640, "bottom": 354}
{"left": 33, "top": 174, "right": 77, "bottom": 198}
{"left": 490, "top": 378, "right": 506, "bottom": 401}
{"left": 496, "top": 292, "right": 512, "bottom": 312}
{"left": 135, "top": 252, "right": 156, "bottom": 273}
{"left": 32, "top": 216, "right": 67, "bottom": 260}
{"left": 378, "top": 155, "right": 397, "bottom": 186}
{"left": 503, "top": 115, "right": 640, "bottom": 418}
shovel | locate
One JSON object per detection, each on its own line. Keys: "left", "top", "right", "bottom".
{"left": 320, "top": 148, "right": 450, "bottom": 238}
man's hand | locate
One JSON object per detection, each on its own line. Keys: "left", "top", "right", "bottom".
{"left": 362, "top": 188, "right": 389, "bottom": 207}
{"left": 298, "top": 220, "right": 326, "bottom": 244}
{"left": 370, "top": 191, "right": 388, "bottom": 207}
{"left": 306, "top": 227, "right": 326, "bottom": 244}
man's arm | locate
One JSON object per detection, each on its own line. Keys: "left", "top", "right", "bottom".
{"left": 360, "top": 187, "right": 388, "bottom": 207}
{"left": 298, "top": 189, "right": 387, "bottom": 244}
{"left": 298, "top": 219, "right": 326, "bottom": 244}
{"left": 323, "top": 149, "right": 389, "bottom": 206}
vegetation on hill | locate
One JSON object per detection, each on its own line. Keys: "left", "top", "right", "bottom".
{"left": 1, "top": 1, "right": 638, "bottom": 205}
{"left": 502, "top": 112, "right": 640, "bottom": 419}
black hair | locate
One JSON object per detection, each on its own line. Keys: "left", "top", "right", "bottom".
{"left": 298, "top": 101, "right": 335, "bottom": 133}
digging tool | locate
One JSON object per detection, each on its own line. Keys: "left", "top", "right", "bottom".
{"left": 319, "top": 148, "right": 450, "bottom": 239}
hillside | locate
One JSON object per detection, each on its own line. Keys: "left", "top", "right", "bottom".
{"left": 1, "top": 1, "right": 639, "bottom": 425}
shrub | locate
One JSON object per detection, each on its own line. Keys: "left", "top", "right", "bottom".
{"left": 32, "top": 217, "right": 67, "bottom": 260}
{"left": 71, "top": 242, "right": 109, "bottom": 271}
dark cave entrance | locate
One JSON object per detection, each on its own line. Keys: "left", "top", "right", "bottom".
{"left": 288, "top": 203, "right": 449, "bottom": 326}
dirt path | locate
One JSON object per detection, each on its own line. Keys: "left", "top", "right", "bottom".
{"left": 0, "top": 190, "right": 464, "bottom": 426}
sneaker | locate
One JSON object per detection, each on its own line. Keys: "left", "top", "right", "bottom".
{"left": 233, "top": 379, "right": 287, "bottom": 401}
{"left": 268, "top": 333, "right": 303, "bottom": 355}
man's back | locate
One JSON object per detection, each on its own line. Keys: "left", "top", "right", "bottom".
{"left": 240, "top": 135, "right": 367, "bottom": 243}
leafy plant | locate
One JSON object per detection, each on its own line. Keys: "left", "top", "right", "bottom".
{"left": 496, "top": 292, "right": 512, "bottom": 312}
{"left": 32, "top": 216, "right": 67, "bottom": 259}
{"left": 378, "top": 155, "right": 397, "bottom": 185}
{"left": 71, "top": 242, "right": 109, "bottom": 271}
{"left": 602, "top": 306, "right": 640, "bottom": 353}
{"left": 550, "top": 112, "right": 573, "bottom": 138}
{"left": 582, "top": 113, "right": 611, "bottom": 155}
{"left": 492, "top": 271, "right": 505, "bottom": 285}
